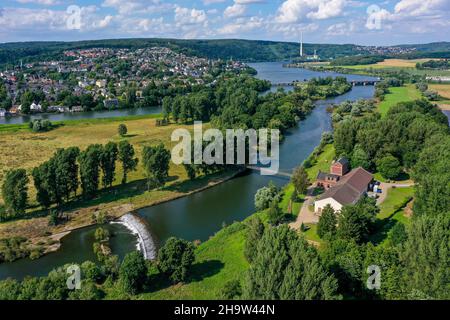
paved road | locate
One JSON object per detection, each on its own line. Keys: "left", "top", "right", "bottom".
{"left": 289, "top": 187, "right": 318, "bottom": 230}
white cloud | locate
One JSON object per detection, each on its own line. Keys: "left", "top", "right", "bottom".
{"left": 224, "top": 4, "right": 247, "bottom": 18}
{"left": 276, "top": 0, "right": 347, "bottom": 23}
{"left": 102, "top": 0, "right": 171, "bottom": 16}
{"left": 327, "top": 21, "right": 357, "bottom": 35}
{"left": 219, "top": 16, "right": 264, "bottom": 34}
{"left": 394, "top": 0, "right": 450, "bottom": 17}
{"left": 15, "top": 0, "right": 60, "bottom": 5}
{"left": 174, "top": 7, "right": 208, "bottom": 25}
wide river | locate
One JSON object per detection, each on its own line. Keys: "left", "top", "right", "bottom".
{"left": 0, "top": 107, "right": 162, "bottom": 125}
{"left": 0, "top": 62, "right": 375, "bottom": 280}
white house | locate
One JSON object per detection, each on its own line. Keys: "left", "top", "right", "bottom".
{"left": 30, "top": 102, "right": 42, "bottom": 112}
{"left": 314, "top": 167, "right": 373, "bottom": 213}
{"left": 0, "top": 108, "right": 6, "bottom": 117}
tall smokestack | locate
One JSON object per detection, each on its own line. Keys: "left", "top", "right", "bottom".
{"left": 300, "top": 32, "right": 303, "bottom": 57}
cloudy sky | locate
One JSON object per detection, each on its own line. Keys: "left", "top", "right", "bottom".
{"left": 0, "top": 0, "right": 449, "bottom": 45}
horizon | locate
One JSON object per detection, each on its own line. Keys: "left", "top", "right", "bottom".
{"left": 0, "top": 0, "right": 449, "bottom": 45}
{"left": 1, "top": 36, "right": 449, "bottom": 47}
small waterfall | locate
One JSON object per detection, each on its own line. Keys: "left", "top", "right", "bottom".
{"left": 116, "top": 213, "right": 157, "bottom": 260}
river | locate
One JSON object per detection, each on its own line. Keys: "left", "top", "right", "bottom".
{"left": 0, "top": 107, "right": 162, "bottom": 125}
{"left": 0, "top": 62, "right": 375, "bottom": 280}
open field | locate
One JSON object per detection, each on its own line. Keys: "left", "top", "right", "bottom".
{"left": 0, "top": 115, "right": 246, "bottom": 250}
{"left": 378, "top": 84, "right": 422, "bottom": 116}
{"left": 371, "top": 59, "right": 434, "bottom": 68}
{"left": 429, "top": 83, "right": 450, "bottom": 99}
{"left": 0, "top": 115, "right": 197, "bottom": 193}
{"left": 340, "top": 59, "right": 450, "bottom": 77}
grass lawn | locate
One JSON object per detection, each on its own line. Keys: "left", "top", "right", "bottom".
{"left": 377, "top": 187, "right": 414, "bottom": 220}
{"left": 373, "top": 172, "right": 412, "bottom": 184}
{"left": 303, "top": 223, "right": 323, "bottom": 244}
{"left": 138, "top": 222, "right": 249, "bottom": 300}
{"left": 370, "top": 187, "right": 414, "bottom": 245}
{"left": 306, "top": 144, "right": 336, "bottom": 181}
{"left": 378, "top": 84, "right": 422, "bottom": 117}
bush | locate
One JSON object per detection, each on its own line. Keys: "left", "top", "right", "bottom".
{"left": 219, "top": 280, "right": 242, "bottom": 299}
{"left": 158, "top": 237, "right": 195, "bottom": 283}
{"left": 254, "top": 182, "right": 280, "bottom": 211}
{"left": 118, "top": 124, "right": 128, "bottom": 136}
{"left": 119, "top": 251, "right": 147, "bottom": 294}
{"left": 376, "top": 154, "right": 402, "bottom": 180}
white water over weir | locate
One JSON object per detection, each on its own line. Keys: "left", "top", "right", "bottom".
{"left": 116, "top": 213, "right": 157, "bottom": 260}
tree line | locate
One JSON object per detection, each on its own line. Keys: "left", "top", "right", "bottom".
{"left": 1, "top": 141, "right": 172, "bottom": 221}
{"left": 0, "top": 236, "right": 195, "bottom": 300}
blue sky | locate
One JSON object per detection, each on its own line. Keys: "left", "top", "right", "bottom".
{"left": 0, "top": 0, "right": 449, "bottom": 45}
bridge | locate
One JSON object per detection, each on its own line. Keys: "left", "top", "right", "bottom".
{"left": 273, "top": 80, "right": 380, "bottom": 87}
{"left": 246, "top": 165, "right": 293, "bottom": 178}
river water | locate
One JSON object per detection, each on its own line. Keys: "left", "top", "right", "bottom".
{"left": 0, "top": 62, "right": 375, "bottom": 280}
{"left": 0, "top": 107, "right": 162, "bottom": 125}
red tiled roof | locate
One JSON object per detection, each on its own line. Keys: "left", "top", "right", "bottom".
{"left": 317, "top": 167, "right": 373, "bottom": 205}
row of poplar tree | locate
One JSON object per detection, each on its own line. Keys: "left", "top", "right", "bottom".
{"left": 1, "top": 141, "right": 171, "bottom": 220}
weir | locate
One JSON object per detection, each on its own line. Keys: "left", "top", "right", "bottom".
{"left": 116, "top": 213, "right": 157, "bottom": 260}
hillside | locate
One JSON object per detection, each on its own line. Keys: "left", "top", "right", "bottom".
{"left": 1, "top": 38, "right": 448, "bottom": 66}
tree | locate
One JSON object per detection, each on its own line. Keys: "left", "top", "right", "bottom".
{"left": 220, "top": 280, "right": 242, "bottom": 300}
{"left": 400, "top": 214, "right": 449, "bottom": 299}
{"left": 0, "top": 278, "right": 21, "bottom": 300}
{"left": 387, "top": 223, "right": 407, "bottom": 246}
{"left": 118, "top": 141, "right": 138, "bottom": 184}
{"left": 317, "top": 204, "right": 337, "bottom": 239}
{"left": 118, "top": 124, "right": 127, "bottom": 137}
{"left": 78, "top": 144, "right": 103, "bottom": 199}
{"left": 1, "top": 169, "right": 29, "bottom": 218}
{"left": 32, "top": 162, "right": 54, "bottom": 209}
{"left": 244, "top": 216, "right": 265, "bottom": 263}
{"left": 351, "top": 145, "right": 370, "bottom": 170}
{"left": 243, "top": 225, "right": 339, "bottom": 300}
{"left": 291, "top": 166, "right": 309, "bottom": 195}
{"left": 158, "top": 237, "right": 195, "bottom": 283}
{"left": 376, "top": 154, "right": 401, "bottom": 180}
{"left": 142, "top": 144, "right": 170, "bottom": 189}
{"left": 81, "top": 261, "right": 102, "bottom": 283}
{"left": 267, "top": 200, "right": 285, "bottom": 226}
{"left": 54, "top": 147, "right": 80, "bottom": 203}
{"left": 119, "top": 251, "right": 147, "bottom": 295}
{"left": 337, "top": 197, "right": 377, "bottom": 244}
{"left": 100, "top": 142, "right": 118, "bottom": 188}
{"left": 183, "top": 163, "right": 197, "bottom": 180}
{"left": 254, "top": 182, "right": 279, "bottom": 211}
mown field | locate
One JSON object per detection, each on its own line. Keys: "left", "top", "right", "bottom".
{"left": 378, "top": 84, "right": 422, "bottom": 116}
{"left": 430, "top": 83, "right": 450, "bottom": 99}
{"left": 341, "top": 59, "right": 450, "bottom": 77}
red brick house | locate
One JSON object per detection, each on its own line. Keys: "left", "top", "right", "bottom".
{"left": 331, "top": 158, "right": 350, "bottom": 176}
{"left": 316, "top": 158, "right": 350, "bottom": 190}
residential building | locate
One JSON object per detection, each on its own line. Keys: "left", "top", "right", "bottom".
{"left": 314, "top": 167, "right": 373, "bottom": 213}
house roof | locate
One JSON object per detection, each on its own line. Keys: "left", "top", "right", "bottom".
{"left": 317, "top": 167, "right": 373, "bottom": 205}
{"left": 317, "top": 171, "right": 340, "bottom": 181}
{"left": 335, "top": 157, "right": 349, "bottom": 166}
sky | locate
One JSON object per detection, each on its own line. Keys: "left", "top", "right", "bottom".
{"left": 0, "top": 0, "right": 449, "bottom": 45}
